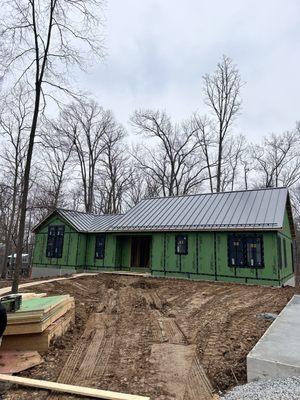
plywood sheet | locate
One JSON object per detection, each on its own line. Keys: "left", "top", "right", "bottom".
{"left": 1, "top": 309, "right": 75, "bottom": 352}
{"left": 10, "top": 295, "right": 70, "bottom": 315}
{"left": 5, "top": 299, "right": 74, "bottom": 335}
{"left": 0, "top": 350, "right": 43, "bottom": 374}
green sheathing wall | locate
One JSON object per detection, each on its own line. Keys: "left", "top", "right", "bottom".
{"left": 277, "top": 210, "right": 294, "bottom": 284}
{"left": 151, "top": 231, "right": 280, "bottom": 285}
{"left": 84, "top": 234, "right": 117, "bottom": 270}
{"left": 32, "top": 215, "right": 82, "bottom": 269}
{"left": 115, "top": 236, "right": 131, "bottom": 270}
{"left": 215, "top": 232, "right": 278, "bottom": 285}
{"left": 32, "top": 215, "right": 118, "bottom": 271}
{"left": 32, "top": 207, "right": 294, "bottom": 286}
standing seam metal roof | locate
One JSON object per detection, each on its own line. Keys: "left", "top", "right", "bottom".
{"left": 57, "top": 209, "right": 123, "bottom": 232}
{"left": 107, "top": 187, "right": 290, "bottom": 232}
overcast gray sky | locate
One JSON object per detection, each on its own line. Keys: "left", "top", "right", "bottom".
{"left": 79, "top": 0, "right": 300, "bottom": 141}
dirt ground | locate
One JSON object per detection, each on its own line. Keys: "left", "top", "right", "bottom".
{"left": 1, "top": 273, "right": 296, "bottom": 399}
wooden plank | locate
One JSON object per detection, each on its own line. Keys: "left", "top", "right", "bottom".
{"left": 0, "top": 351, "right": 43, "bottom": 374}
{"left": 7, "top": 301, "right": 71, "bottom": 325}
{"left": 0, "top": 374, "right": 150, "bottom": 400}
{"left": 0, "top": 272, "right": 99, "bottom": 297}
{"left": 5, "top": 299, "right": 74, "bottom": 335}
{"left": 1, "top": 310, "right": 75, "bottom": 352}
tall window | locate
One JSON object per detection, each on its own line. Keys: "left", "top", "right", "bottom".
{"left": 95, "top": 235, "right": 106, "bottom": 259}
{"left": 175, "top": 235, "right": 188, "bottom": 255}
{"left": 277, "top": 237, "right": 282, "bottom": 269}
{"left": 283, "top": 239, "right": 287, "bottom": 268}
{"left": 46, "top": 226, "right": 65, "bottom": 258}
{"left": 228, "top": 234, "right": 264, "bottom": 268}
{"left": 228, "top": 237, "right": 244, "bottom": 267}
{"left": 291, "top": 243, "right": 294, "bottom": 272}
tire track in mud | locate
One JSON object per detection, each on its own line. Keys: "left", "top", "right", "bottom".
{"left": 46, "top": 285, "right": 120, "bottom": 400}
{"left": 16, "top": 274, "right": 294, "bottom": 400}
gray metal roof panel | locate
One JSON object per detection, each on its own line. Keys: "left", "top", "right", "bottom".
{"left": 57, "top": 209, "right": 123, "bottom": 232}
{"left": 108, "top": 188, "right": 289, "bottom": 232}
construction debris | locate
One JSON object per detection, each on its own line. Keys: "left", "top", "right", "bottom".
{"left": 0, "top": 350, "right": 43, "bottom": 374}
{"left": 2, "top": 295, "right": 75, "bottom": 352}
{"left": 256, "top": 312, "right": 278, "bottom": 322}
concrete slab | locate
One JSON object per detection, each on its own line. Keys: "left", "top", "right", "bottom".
{"left": 31, "top": 267, "right": 76, "bottom": 278}
{"left": 247, "top": 295, "right": 300, "bottom": 382}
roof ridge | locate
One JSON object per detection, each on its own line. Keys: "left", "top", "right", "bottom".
{"left": 58, "top": 208, "right": 123, "bottom": 217}
{"left": 142, "top": 187, "right": 287, "bottom": 201}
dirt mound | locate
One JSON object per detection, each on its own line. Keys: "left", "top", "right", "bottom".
{"left": 104, "top": 278, "right": 126, "bottom": 290}
{"left": 5, "top": 274, "right": 296, "bottom": 400}
{"left": 130, "top": 279, "right": 158, "bottom": 290}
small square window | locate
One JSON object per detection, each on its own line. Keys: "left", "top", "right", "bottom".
{"left": 95, "top": 235, "right": 106, "bottom": 259}
{"left": 175, "top": 235, "right": 188, "bottom": 255}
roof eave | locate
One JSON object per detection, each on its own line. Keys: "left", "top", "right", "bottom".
{"left": 108, "top": 226, "right": 281, "bottom": 234}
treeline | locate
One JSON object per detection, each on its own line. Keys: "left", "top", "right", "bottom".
{"left": 1, "top": 55, "right": 300, "bottom": 281}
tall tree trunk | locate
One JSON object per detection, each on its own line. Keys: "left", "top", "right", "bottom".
{"left": 216, "top": 138, "right": 223, "bottom": 193}
{"left": 12, "top": 86, "right": 41, "bottom": 293}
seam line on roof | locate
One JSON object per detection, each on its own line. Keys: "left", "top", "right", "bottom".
{"left": 244, "top": 190, "right": 258, "bottom": 226}
{"left": 174, "top": 192, "right": 203, "bottom": 227}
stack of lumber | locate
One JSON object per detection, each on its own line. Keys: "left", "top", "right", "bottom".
{"left": 2, "top": 295, "right": 75, "bottom": 352}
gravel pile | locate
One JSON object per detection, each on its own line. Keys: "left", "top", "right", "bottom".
{"left": 222, "top": 377, "right": 300, "bottom": 400}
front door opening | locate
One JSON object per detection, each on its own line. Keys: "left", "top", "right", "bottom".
{"left": 131, "top": 236, "right": 151, "bottom": 269}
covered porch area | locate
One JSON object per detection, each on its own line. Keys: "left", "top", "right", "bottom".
{"left": 115, "top": 235, "right": 152, "bottom": 272}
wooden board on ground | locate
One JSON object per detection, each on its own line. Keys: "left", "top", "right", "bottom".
{"left": 5, "top": 298, "right": 75, "bottom": 335}
{"left": 0, "top": 374, "right": 150, "bottom": 400}
{"left": 149, "top": 343, "right": 215, "bottom": 400}
{"left": 1, "top": 309, "right": 75, "bottom": 352}
{"left": 0, "top": 350, "right": 43, "bottom": 374}
{"left": 0, "top": 272, "right": 99, "bottom": 297}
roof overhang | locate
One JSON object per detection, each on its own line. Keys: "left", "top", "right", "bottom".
{"left": 32, "top": 209, "right": 79, "bottom": 233}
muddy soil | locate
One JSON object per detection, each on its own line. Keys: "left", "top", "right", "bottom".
{"left": 2, "top": 273, "right": 296, "bottom": 399}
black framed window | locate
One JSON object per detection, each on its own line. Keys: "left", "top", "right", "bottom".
{"left": 175, "top": 235, "right": 188, "bottom": 255}
{"left": 228, "top": 237, "right": 244, "bottom": 267}
{"left": 46, "top": 225, "right": 65, "bottom": 258}
{"left": 277, "top": 237, "right": 282, "bottom": 269}
{"left": 283, "top": 239, "right": 287, "bottom": 268}
{"left": 95, "top": 235, "right": 106, "bottom": 259}
{"left": 228, "top": 234, "right": 264, "bottom": 268}
{"left": 291, "top": 243, "right": 295, "bottom": 272}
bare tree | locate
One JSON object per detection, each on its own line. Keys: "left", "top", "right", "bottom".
{"left": 0, "top": 0, "right": 104, "bottom": 292}
{"left": 203, "top": 55, "right": 242, "bottom": 192}
{"left": 252, "top": 129, "right": 300, "bottom": 188}
{"left": 95, "top": 125, "right": 132, "bottom": 214}
{"left": 58, "top": 100, "right": 121, "bottom": 213}
{"left": 221, "top": 134, "right": 248, "bottom": 191}
{"left": 0, "top": 87, "right": 30, "bottom": 278}
{"left": 131, "top": 110, "right": 209, "bottom": 197}
{"left": 192, "top": 114, "right": 217, "bottom": 192}
{"left": 37, "top": 123, "right": 74, "bottom": 212}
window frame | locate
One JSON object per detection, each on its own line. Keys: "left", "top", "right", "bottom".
{"left": 283, "top": 238, "right": 287, "bottom": 268}
{"left": 277, "top": 236, "right": 282, "bottom": 269}
{"left": 95, "top": 235, "right": 106, "bottom": 260}
{"left": 46, "top": 225, "right": 65, "bottom": 259}
{"left": 227, "top": 233, "right": 264, "bottom": 269}
{"left": 175, "top": 234, "right": 188, "bottom": 255}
